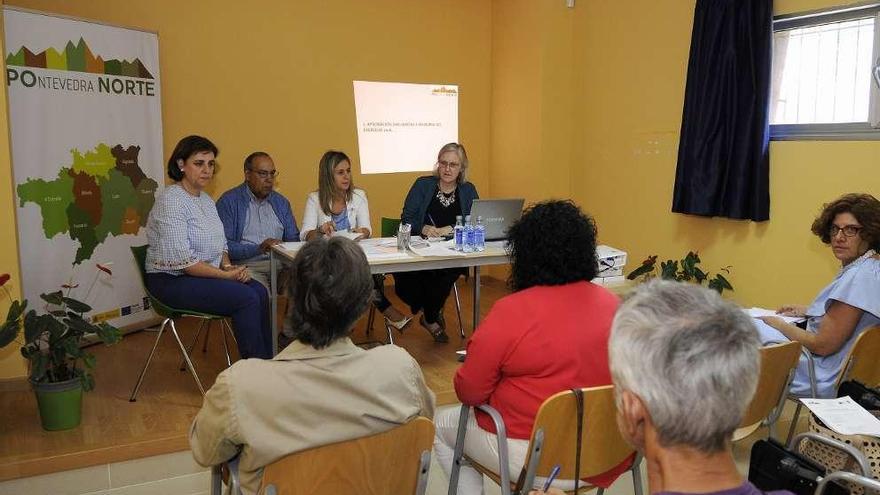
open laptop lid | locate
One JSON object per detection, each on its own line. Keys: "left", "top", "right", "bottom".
{"left": 470, "top": 199, "right": 525, "bottom": 241}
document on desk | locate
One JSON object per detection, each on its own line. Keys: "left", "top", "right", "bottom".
{"left": 358, "top": 238, "right": 412, "bottom": 261}
{"left": 745, "top": 307, "right": 806, "bottom": 325}
{"left": 800, "top": 396, "right": 880, "bottom": 437}
{"left": 409, "top": 240, "right": 466, "bottom": 257}
{"left": 332, "top": 230, "right": 365, "bottom": 241}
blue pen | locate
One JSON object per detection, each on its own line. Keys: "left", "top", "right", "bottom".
{"left": 542, "top": 464, "right": 561, "bottom": 492}
{"left": 427, "top": 213, "right": 437, "bottom": 226}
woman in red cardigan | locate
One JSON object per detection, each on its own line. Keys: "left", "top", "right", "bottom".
{"left": 434, "top": 200, "right": 631, "bottom": 494}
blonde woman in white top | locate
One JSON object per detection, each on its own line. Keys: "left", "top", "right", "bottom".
{"left": 299, "top": 151, "right": 411, "bottom": 329}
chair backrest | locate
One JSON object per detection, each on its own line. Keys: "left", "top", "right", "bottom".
{"left": 739, "top": 341, "right": 802, "bottom": 430}
{"left": 130, "top": 244, "right": 178, "bottom": 318}
{"left": 258, "top": 417, "right": 434, "bottom": 495}
{"left": 838, "top": 326, "right": 880, "bottom": 388}
{"left": 381, "top": 217, "right": 401, "bottom": 238}
{"left": 525, "top": 385, "right": 634, "bottom": 481}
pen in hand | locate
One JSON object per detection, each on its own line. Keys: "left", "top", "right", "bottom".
{"left": 542, "top": 465, "right": 561, "bottom": 492}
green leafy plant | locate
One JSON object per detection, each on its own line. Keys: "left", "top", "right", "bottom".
{"left": 626, "top": 251, "right": 734, "bottom": 295}
{"left": 0, "top": 270, "right": 122, "bottom": 391}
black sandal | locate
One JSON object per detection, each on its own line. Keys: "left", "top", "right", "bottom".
{"left": 419, "top": 315, "right": 449, "bottom": 343}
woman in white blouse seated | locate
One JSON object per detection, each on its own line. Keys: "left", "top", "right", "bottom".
{"left": 144, "top": 135, "right": 272, "bottom": 359}
{"left": 299, "top": 150, "right": 411, "bottom": 330}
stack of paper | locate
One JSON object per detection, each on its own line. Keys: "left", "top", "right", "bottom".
{"left": 800, "top": 396, "right": 880, "bottom": 437}
{"left": 745, "top": 307, "right": 806, "bottom": 325}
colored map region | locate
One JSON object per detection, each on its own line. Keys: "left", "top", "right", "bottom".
{"left": 17, "top": 143, "right": 158, "bottom": 265}
{"left": 6, "top": 38, "right": 154, "bottom": 79}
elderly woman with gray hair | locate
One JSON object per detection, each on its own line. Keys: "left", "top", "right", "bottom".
{"left": 608, "top": 280, "right": 782, "bottom": 495}
{"left": 189, "top": 237, "right": 435, "bottom": 495}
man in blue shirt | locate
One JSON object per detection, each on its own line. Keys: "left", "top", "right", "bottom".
{"left": 217, "top": 151, "right": 299, "bottom": 290}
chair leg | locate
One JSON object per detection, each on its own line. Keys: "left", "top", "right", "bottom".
{"left": 223, "top": 319, "right": 239, "bottom": 347}
{"left": 201, "top": 321, "right": 211, "bottom": 353}
{"left": 631, "top": 453, "right": 644, "bottom": 495}
{"left": 220, "top": 320, "right": 232, "bottom": 367}
{"left": 366, "top": 305, "right": 376, "bottom": 337}
{"left": 448, "top": 405, "right": 471, "bottom": 495}
{"left": 180, "top": 319, "right": 209, "bottom": 371}
{"left": 385, "top": 320, "right": 394, "bottom": 345}
{"left": 130, "top": 318, "right": 170, "bottom": 402}
{"left": 169, "top": 319, "right": 206, "bottom": 395}
{"left": 785, "top": 401, "right": 803, "bottom": 446}
{"left": 452, "top": 281, "right": 465, "bottom": 339}
{"left": 597, "top": 489, "right": 605, "bottom": 495}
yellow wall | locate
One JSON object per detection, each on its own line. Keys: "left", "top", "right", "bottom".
{"left": 0, "top": 0, "right": 493, "bottom": 378}
{"left": 0, "top": 17, "right": 26, "bottom": 379}
{"left": 568, "top": 0, "right": 880, "bottom": 309}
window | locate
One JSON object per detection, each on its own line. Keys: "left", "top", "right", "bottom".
{"left": 771, "top": 4, "right": 880, "bottom": 140}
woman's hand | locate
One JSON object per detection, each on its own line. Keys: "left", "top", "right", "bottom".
{"left": 777, "top": 304, "right": 807, "bottom": 317}
{"left": 758, "top": 315, "right": 787, "bottom": 330}
{"left": 319, "top": 221, "right": 336, "bottom": 236}
{"left": 435, "top": 226, "right": 454, "bottom": 237}
{"left": 352, "top": 227, "right": 371, "bottom": 240}
{"left": 222, "top": 264, "right": 250, "bottom": 283}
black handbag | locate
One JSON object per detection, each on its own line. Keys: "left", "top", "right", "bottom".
{"left": 837, "top": 380, "right": 880, "bottom": 410}
{"left": 748, "top": 437, "right": 849, "bottom": 495}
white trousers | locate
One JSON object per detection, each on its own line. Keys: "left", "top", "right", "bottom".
{"left": 433, "top": 405, "right": 578, "bottom": 495}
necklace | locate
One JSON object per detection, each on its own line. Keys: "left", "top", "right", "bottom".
{"left": 436, "top": 187, "right": 456, "bottom": 208}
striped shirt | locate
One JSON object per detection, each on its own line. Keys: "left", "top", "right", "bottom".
{"left": 145, "top": 184, "right": 228, "bottom": 275}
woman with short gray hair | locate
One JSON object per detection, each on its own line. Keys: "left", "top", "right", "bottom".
{"left": 609, "top": 280, "right": 775, "bottom": 495}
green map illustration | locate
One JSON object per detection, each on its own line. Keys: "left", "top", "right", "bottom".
{"left": 17, "top": 143, "right": 158, "bottom": 265}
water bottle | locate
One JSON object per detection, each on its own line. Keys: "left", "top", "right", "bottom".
{"left": 463, "top": 215, "right": 474, "bottom": 253}
{"left": 474, "top": 216, "right": 485, "bottom": 252}
{"left": 396, "top": 223, "right": 411, "bottom": 251}
{"left": 454, "top": 215, "right": 464, "bottom": 251}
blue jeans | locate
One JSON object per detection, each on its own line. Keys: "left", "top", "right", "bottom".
{"left": 146, "top": 273, "right": 272, "bottom": 359}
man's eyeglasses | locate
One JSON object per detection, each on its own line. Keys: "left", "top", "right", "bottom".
{"left": 250, "top": 170, "right": 278, "bottom": 179}
{"left": 438, "top": 160, "right": 461, "bottom": 169}
{"left": 829, "top": 225, "right": 862, "bottom": 238}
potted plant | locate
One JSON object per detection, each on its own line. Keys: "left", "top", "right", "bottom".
{"left": 627, "top": 251, "right": 734, "bottom": 295}
{"left": 0, "top": 269, "right": 122, "bottom": 431}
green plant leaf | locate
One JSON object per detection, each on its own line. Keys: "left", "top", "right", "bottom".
{"left": 80, "top": 370, "right": 95, "bottom": 392}
{"left": 64, "top": 314, "right": 96, "bottom": 335}
{"left": 6, "top": 299, "right": 26, "bottom": 322}
{"left": 694, "top": 267, "right": 708, "bottom": 284}
{"left": 62, "top": 297, "right": 91, "bottom": 314}
{"left": 82, "top": 352, "right": 96, "bottom": 369}
{"left": 96, "top": 322, "right": 122, "bottom": 345}
{"left": 627, "top": 263, "right": 655, "bottom": 280}
{"left": 0, "top": 319, "right": 20, "bottom": 348}
{"left": 715, "top": 273, "right": 733, "bottom": 290}
{"left": 660, "top": 260, "right": 678, "bottom": 279}
{"left": 40, "top": 291, "right": 64, "bottom": 306}
{"left": 29, "top": 352, "right": 47, "bottom": 382}
{"left": 24, "top": 312, "right": 48, "bottom": 344}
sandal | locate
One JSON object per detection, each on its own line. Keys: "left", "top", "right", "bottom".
{"left": 419, "top": 315, "right": 449, "bottom": 343}
{"left": 385, "top": 315, "right": 414, "bottom": 332}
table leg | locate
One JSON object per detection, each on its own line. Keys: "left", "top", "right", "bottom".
{"left": 270, "top": 249, "right": 278, "bottom": 356}
{"left": 472, "top": 266, "right": 481, "bottom": 330}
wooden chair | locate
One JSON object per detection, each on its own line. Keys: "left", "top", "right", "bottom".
{"left": 215, "top": 417, "right": 434, "bottom": 495}
{"left": 449, "top": 386, "right": 642, "bottom": 495}
{"left": 733, "top": 341, "right": 802, "bottom": 441}
{"left": 128, "top": 245, "right": 237, "bottom": 401}
{"left": 365, "top": 217, "right": 467, "bottom": 343}
{"left": 785, "top": 326, "right": 880, "bottom": 444}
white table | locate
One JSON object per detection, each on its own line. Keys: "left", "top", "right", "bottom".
{"left": 269, "top": 238, "right": 510, "bottom": 355}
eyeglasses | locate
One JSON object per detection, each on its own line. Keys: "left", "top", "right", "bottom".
{"left": 829, "top": 225, "right": 862, "bottom": 238}
{"left": 250, "top": 170, "right": 278, "bottom": 179}
{"left": 438, "top": 160, "right": 461, "bottom": 169}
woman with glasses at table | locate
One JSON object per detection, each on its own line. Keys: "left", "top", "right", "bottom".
{"left": 755, "top": 193, "right": 880, "bottom": 398}
{"left": 393, "top": 143, "right": 479, "bottom": 343}
{"left": 299, "top": 150, "right": 412, "bottom": 331}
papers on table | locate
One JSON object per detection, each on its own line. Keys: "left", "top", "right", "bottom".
{"left": 408, "top": 239, "right": 466, "bottom": 257}
{"left": 745, "top": 307, "right": 806, "bottom": 325}
{"left": 800, "top": 396, "right": 880, "bottom": 437}
{"left": 279, "top": 241, "right": 304, "bottom": 252}
{"left": 358, "top": 238, "right": 411, "bottom": 261}
{"left": 331, "top": 230, "right": 366, "bottom": 241}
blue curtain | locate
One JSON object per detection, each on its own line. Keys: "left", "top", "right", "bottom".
{"left": 672, "top": 0, "right": 773, "bottom": 221}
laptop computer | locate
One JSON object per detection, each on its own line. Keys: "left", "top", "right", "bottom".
{"left": 469, "top": 198, "right": 525, "bottom": 241}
